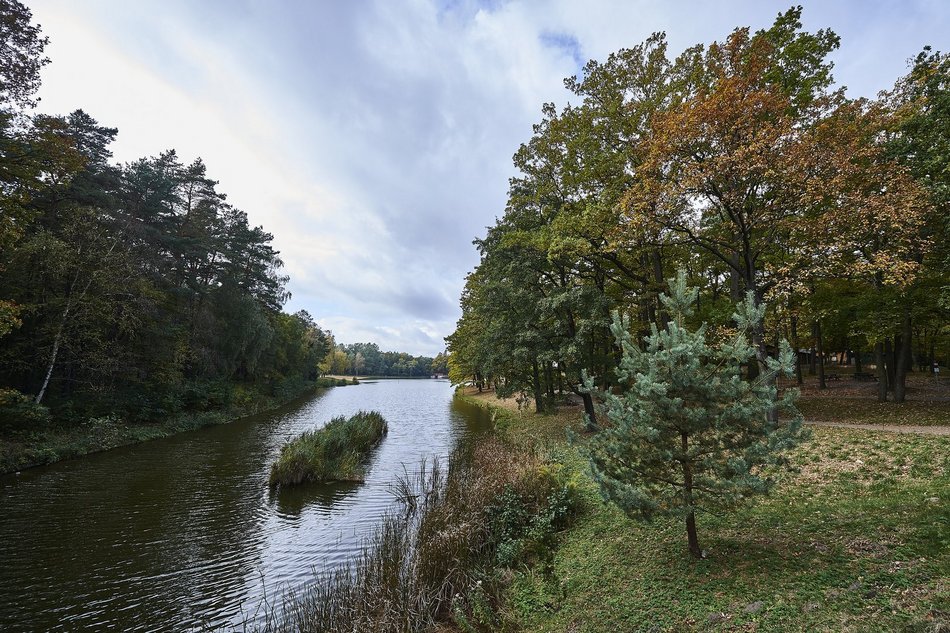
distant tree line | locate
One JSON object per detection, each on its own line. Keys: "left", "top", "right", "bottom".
{"left": 447, "top": 8, "right": 949, "bottom": 419}
{"left": 0, "top": 1, "right": 334, "bottom": 428}
{"left": 322, "top": 342, "right": 448, "bottom": 377}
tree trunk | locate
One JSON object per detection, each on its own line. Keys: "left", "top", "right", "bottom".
{"left": 729, "top": 253, "right": 741, "bottom": 301}
{"left": 790, "top": 314, "right": 803, "bottom": 385}
{"left": 35, "top": 311, "right": 68, "bottom": 405}
{"left": 894, "top": 313, "right": 912, "bottom": 403}
{"left": 581, "top": 391, "right": 597, "bottom": 432}
{"left": 36, "top": 266, "right": 94, "bottom": 404}
{"left": 532, "top": 360, "right": 544, "bottom": 413}
{"left": 875, "top": 342, "right": 888, "bottom": 402}
{"left": 885, "top": 338, "right": 896, "bottom": 392}
{"left": 814, "top": 320, "right": 826, "bottom": 390}
{"left": 652, "top": 249, "right": 669, "bottom": 327}
{"left": 855, "top": 347, "right": 863, "bottom": 373}
{"left": 681, "top": 431, "right": 702, "bottom": 559}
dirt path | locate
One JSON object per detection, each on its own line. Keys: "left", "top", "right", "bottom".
{"left": 805, "top": 420, "right": 950, "bottom": 436}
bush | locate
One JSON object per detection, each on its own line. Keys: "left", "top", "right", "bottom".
{"left": 269, "top": 411, "right": 388, "bottom": 487}
{"left": 0, "top": 388, "right": 50, "bottom": 433}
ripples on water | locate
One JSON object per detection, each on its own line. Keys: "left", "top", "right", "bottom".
{"left": 0, "top": 379, "right": 488, "bottom": 631}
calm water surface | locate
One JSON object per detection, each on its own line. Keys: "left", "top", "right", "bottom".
{"left": 0, "top": 379, "right": 489, "bottom": 631}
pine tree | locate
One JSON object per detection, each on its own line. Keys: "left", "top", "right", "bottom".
{"left": 584, "top": 270, "right": 806, "bottom": 558}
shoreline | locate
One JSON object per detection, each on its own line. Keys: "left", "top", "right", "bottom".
{"left": 0, "top": 379, "right": 342, "bottom": 475}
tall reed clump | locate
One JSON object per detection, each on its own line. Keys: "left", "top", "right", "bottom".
{"left": 268, "top": 411, "right": 388, "bottom": 487}
{"left": 262, "top": 435, "right": 581, "bottom": 632}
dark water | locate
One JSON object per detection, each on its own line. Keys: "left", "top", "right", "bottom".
{"left": 0, "top": 379, "right": 489, "bottom": 631}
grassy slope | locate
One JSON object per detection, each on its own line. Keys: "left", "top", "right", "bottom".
{"left": 462, "top": 388, "right": 950, "bottom": 633}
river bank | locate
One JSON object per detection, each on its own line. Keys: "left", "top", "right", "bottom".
{"left": 0, "top": 376, "right": 355, "bottom": 474}
{"left": 260, "top": 387, "right": 581, "bottom": 632}
{"left": 456, "top": 387, "right": 950, "bottom": 632}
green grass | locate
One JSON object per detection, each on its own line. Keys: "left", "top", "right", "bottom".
{"left": 507, "top": 425, "right": 950, "bottom": 632}
{"left": 269, "top": 411, "right": 388, "bottom": 487}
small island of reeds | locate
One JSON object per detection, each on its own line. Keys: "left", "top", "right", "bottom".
{"left": 269, "top": 410, "right": 388, "bottom": 488}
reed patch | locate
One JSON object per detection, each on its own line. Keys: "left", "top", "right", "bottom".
{"left": 268, "top": 410, "right": 388, "bottom": 487}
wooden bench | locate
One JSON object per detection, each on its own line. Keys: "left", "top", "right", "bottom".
{"left": 852, "top": 372, "right": 878, "bottom": 382}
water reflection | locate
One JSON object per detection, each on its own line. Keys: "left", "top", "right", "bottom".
{"left": 271, "top": 480, "right": 364, "bottom": 518}
{"left": 0, "top": 379, "right": 488, "bottom": 632}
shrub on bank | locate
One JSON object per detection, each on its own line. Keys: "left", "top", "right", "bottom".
{"left": 268, "top": 411, "right": 387, "bottom": 488}
{"left": 266, "top": 435, "right": 581, "bottom": 632}
{"left": 314, "top": 377, "right": 355, "bottom": 388}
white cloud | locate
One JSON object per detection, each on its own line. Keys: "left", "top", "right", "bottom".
{"left": 29, "top": 0, "right": 950, "bottom": 355}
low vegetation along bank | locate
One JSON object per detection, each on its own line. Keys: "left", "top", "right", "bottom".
{"left": 0, "top": 377, "right": 354, "bottom": 475}
{"left": 261, "top": 425, "right": 581, "bottom": 632}
{"left": 269, "top": 410, "right": 388, "bottom": 487}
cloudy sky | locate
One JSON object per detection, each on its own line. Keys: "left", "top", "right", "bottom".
{"left": 28, "top": 0, "right": 950, "bottom": 355}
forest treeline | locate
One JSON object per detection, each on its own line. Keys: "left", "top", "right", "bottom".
{"left": 447, "top": 8, "right": 949, "bottom": 423}
{"left": 323, "top": 343, "right": 448, "bottom": 377}
{"left": 0, "top": 2, "right": 436, "bottom": 438}
{"left": 0, "top": 1, "right": 330, "bottom": 429}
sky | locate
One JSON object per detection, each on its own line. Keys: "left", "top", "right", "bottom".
{"left": 27, "top": 0, "right": 950, "bottom": 356}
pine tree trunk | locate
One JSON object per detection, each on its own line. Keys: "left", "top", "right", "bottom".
{"left": 686, "top": 511, "right": 702, "bottom": 559}
{"left": 681, "top": 431, "right": 702, "bottom": 558}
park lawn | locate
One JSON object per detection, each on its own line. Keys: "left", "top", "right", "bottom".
{"left": 796, "top": 397, "right": 950, "bottom": 427}
{"left": 502, "top": 418, "right": 949, "bottom": 632}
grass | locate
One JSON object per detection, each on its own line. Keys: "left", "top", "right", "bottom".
{"left": 784, "top": 372, "right": 950, "bottom": 427}
{"left": 796, "top": 398, "right": 950, "bottom": 427}
{"left": 268, "top": 411, "right": 388, "bottom": 487}
{"left": 506, "top": 423, "right": 950, "bottom": 632}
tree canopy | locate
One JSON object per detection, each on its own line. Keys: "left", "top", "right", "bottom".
{"left": 447, "top": 7, "right": 948, "bottom": 410}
